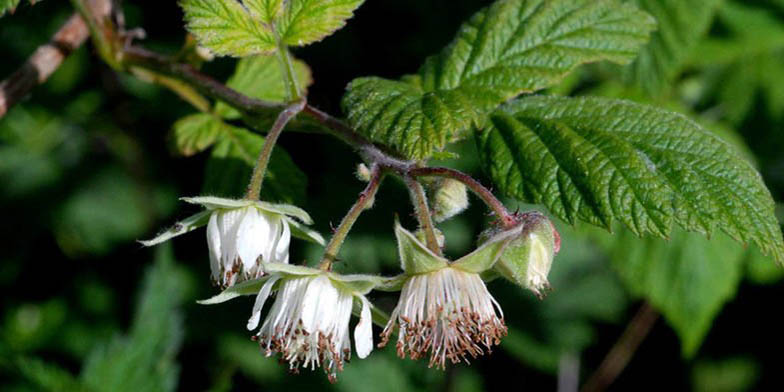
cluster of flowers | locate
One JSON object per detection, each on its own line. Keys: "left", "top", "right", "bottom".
{"left": 143, "top": 196, "right": 558, "bottom": 382}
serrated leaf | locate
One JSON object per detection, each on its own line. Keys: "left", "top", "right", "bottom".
{"left": 182, "top": 0, "right": 363, "bottom": 57}
{"left": 215, "top": 55, "right": 313, "bottom": 119}
{"left": 342, "top": 0, "right": 655, "bottom": 159}
{"left": 202, "top": 125, "right": 307, "bottom": 204}
{"left": 624, "top": 0, "right": 723, "bottom": 95}
{"left": 171, "top": 114, "right": 225, "bottom": 155}
{"left": 602, "top": 228, "right": 745, "bottom": 357}
{"left": 181, "top": 0, "right": 277, "bottom": 56}
{"left": 477, "top": 95, "right": 784, "bottom": 264}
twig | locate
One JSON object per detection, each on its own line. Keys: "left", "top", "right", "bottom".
{"left": 581, "top": 302, "right": 659, "bottom": 392}
{"left": 404, "top": 175, "right": 442, "bottom": 254}
{"left": 0, "top": 14, "right": 90, "bottom": 118}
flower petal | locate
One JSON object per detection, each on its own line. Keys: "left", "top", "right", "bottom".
{"left": 217, "top": 208, "right": 245, "bottom": 269}
{"left": 206, "top": 212, "right": 222, "bottom": 282}
{"left": 273, "top": 218, "right": 291, "bottom": 264}
{"left": 354, "top": 296, "right": 373, "bottom": 359}
{"left": 247, "top": 275, "right": 280, "bottom": 330}
{"left": 300, "top": 275, "right": 336, "bottom": 333}
{"left": 235, "top": 208, "right": 271, "bottom": 271}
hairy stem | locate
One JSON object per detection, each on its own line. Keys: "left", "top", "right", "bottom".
{"left": 245, "top": 99, "right": 305, "bottom": 200}
{"left": 581, "top": 302, "right": 659, "bottom": 392}
{"left": 276, "top": 45, "right": 301, "bottom": 102}
{"left": 410, "top": 166, "right": 516, "bottom": 229}
{"left": 404, "top": 175, "right": 441, "bottom": 254}
{"left": 320, "top": 165, "right": 385, "bottom": 270}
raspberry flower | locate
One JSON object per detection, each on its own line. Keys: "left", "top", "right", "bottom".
{"left": 203, "top": 263, "right": 380, "bottom": 382}
{"left": 141, "top": 197, "right": 324, "bottom": 287}
{"left": 379, "top": 219, "right": 520, "bottom": 369}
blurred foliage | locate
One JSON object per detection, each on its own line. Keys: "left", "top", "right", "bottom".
{"left": 1, "top": 0, "right": 784, "bottom": 391}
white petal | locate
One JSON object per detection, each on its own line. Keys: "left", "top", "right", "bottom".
{"left": 258, "top": 212, "right": 280, "bottom": 263}
{"left": 354, "top": 296, "right": 373, "bottom": 359}
{"left": 300, "top": 275, "right": 336, "bottom": 333}
{"left": 217, "top": 208, "right": 245, "bottom": 268}
{"left": 236, "top": 208, "right": 271, "bottom": 271}
{"left": 206, "top": 212, "right": 222, "bottom": 282}
{"left": 273, "top": 218, "right": 291, "bottom": 264}
{"left": 247, "top": 275, "right": 280, "bottom": 331}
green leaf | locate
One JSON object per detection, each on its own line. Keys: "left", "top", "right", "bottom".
{"left": 203, "top": 125, "right": 307, "bottom": 204}
{"left": 13, "top": 357, "right": 89, "bottom": 392}
{"left": 477, "top": 95, "right": 784, "bottom": 264}
{"left": 342, "top": 0, "right": 655, "bottom": 159}
{"left": 215, "top": 54, "right": 313, "bottom": 118}
{"left": 182, "top": 0, "right": 364, "bottom": 57}
{"left": 80, "top": 246, "right": 187, "bottom": 392}
{"left": 602, "top": 228, "right": 745, "bottom": 357}
{"left": 181, "top": 0, "right": 277, "bottom": 56}
{"left": 1, "top": 0, "right": 20, "bottom": 17}
{"left": 692, "top": 357, "right": 760, "bottom": 392}
{"left": 624, "top": 0, "right": 723, "bottom": 94}
{"left": 171, "top": 114, "right": 225, "bottom": 156}
{"left": 394, "top": 218, "right": 448, "bottom": 274}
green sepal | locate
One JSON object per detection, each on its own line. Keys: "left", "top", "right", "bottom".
{"left": 139, "top": 210, "right": 211, "bottom": 247}
{"left": 452, "top": 224, "right": 521, "bottom": 273}
{"left": 197, "top": 276, "right": 273, "bottom": 305}
{"left": 375, "top": 274, "right": 408, "bottom": 292}
{"left": 285, "top": 217, "right": 325, "bottom": 245}
{"left": 330, "top": 273, "right": 385, "bottom": 295}
{"left": 394, "top": 217, "right": 448, "bottom": 274}
{"left": 181, "top": 196, "right": 313, "bottom": 224}
{"left": 261, "top": 262, "right": 321, "bottom": 276}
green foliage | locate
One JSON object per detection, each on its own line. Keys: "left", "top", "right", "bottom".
{"left": 342, "top": 0, "right": 655, "bottom": 159}
{"left": 624, "top": 0, "right": 723, "bottom": 95}
{"left": 13, "top": 357, "right": 89, "bottom": 392}
{"left": 476, "top": 95, "right": 784, "bottom": 264}
{"left": 602, "top": 228, "right": 746, "bottom": 356}
{"left": 80, "top": 246, "right": 188, "bottom": 392}
{"left": 692, "top": 357, "right": 760, "bottom": 392}
{"left": 0, "top": 0, "right": 19, "bottom": 15}
{"left": 182, "top": 0, "right": 364, "bottom": 56}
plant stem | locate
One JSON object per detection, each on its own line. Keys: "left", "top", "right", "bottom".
{"left": 404, "top": 175, "right": 441, "bottom": 254}
{"left": 245, "top": 99, "right": 305, "bottom": 200}
{"left": 276, "top": 45, "right": 301, "bottom": 102}
{"left": 581, "top": 302, "right": 659, "bottom": 392}
{"left": 320, "top": 165, "right": 385, "bottom": 270}
{"left": 410, "top": 166, "right": 516, "bottom": 229}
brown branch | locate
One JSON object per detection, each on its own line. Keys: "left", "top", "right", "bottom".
{"left": 581, "top": 302, "right": 660, "bottom": 392}
{"left": 0, "top": 13, "right": 89, "bottom": 118}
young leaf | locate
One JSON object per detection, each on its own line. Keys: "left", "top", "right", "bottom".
{"left": 602, "top": 228, "right": 746, "bottom": 357}
{"left": 342, "top": 0, "right": 655, "bottom": 160}
{"left": 624, "top": 0, "right": 723, "bottom": 95}
{"left": 171, "top": 114, "right": 225, "bottom": 156}
{"left": 215, "top": 55, "right": 313, "bottom": 119}
{"left": 476, "top": 95, "right": 784, "bottom": 264}
{"left": 182, "top": 0, "right": 364, "bottom": 57}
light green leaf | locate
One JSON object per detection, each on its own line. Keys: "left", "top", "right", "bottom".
{"left": 692, "top": 357, "right": 760, "bottom": 392}
{"left": 215, "top": 55, "right": 313, "bottom": 118}
{"left": 203, "top": 125, "right": 307, "bottom": 204}
{"left": 1, "top": 0, "right": 20, "bottom": 17}
{"left": 139, "top": 210, "right": 211, "bottom": 247}
{"left": 181, "top": 0, "right": 277, "bottom": 56}
{"left": 276, "top": 0, "right": 365, "bottom": 47}
{"left": 182, "top": 0, "right": 364, "bottom": 57}
{"left": 602, "top": 228, "right": 745, "bottom": 357}
{"left": 342, "top": 0, "right": 655, "bottom": 159}
{"left": 198, "top": 276, "right": 272, "bottom": 304}
{"left": 477, "top": 95, "right": 784, "bottom": 264}
{"left": 624, "top": 0, "right": 723, "bottom": 94}
{"left": 394, "top": 218, "right": 448, "bottom": 274}
{"left": 171, "top": 114, "right": 225, "bottom": 156}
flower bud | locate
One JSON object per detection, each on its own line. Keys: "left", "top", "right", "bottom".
{"left": 355, "top": 163, "right": 371, "bottom": 182}
{"left": 429, "top": 178, "right": 469, "bottom": 222}
{"left": 492, "top": 212, "right": 557, "bottom": 298}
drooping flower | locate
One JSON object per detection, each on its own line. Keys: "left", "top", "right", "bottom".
{"left": 244, "top": 263, "right": 379, "bottom": 382}
{"left": 379, "top": 219, "right": 518, "bottom": 369}
{"left": 141, "top": 196, "right": 324, "bottom": 287}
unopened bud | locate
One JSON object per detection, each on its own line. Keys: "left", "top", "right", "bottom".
{"left": 493, "top": 212, "right": 557, "bottom": 298}
{"left": 356, "top": 163, "right": 371, "bottom": 182}
{"left": 430, "top": 179, "right": 469, "bottom": 222}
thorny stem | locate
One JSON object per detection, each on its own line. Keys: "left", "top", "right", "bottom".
{"left": 581, "top": 302, "right": 659, "bottom": 392}
{"left": 404, "top": 175, "right": 442, "bottom": 254}
{"left": 410, "top": 167, "right": 517, "bottom": 229}
{"left": 245, "top": 100, "right": 305, "bottom": 200}
{"left": 320, "top": 165, "right": 385, "bottom": 270}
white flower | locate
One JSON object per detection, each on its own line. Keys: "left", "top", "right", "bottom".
{"left": 141, "top": 196, "right": 325, "bottom": 288}
{"left": 245, "top": 265, "right": 378, "bottom": 382}
{"left": 380, "top": 267, "right": 506, "bottom": 369}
